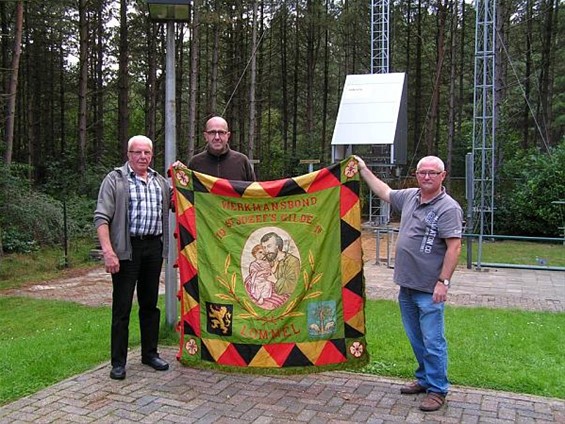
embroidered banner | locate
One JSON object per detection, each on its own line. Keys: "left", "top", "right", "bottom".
{"left": 171, "top": 157, "right": 368, "bottom": 372}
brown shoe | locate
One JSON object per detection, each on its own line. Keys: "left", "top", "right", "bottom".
{"left": 419, "top": 392, "right": 446, "bottom": 411}
{"left": 400, "top": 381, "right": 427, "bottom": 394}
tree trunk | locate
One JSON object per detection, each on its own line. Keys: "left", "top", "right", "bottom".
{"left": 538, "top": 0, "right": 555, "bottom": 148}
{"left": 522, "top": 0, "right": 533, "bottom": 149}
{"left": 94, "top": 4, "right": 104, "bottom": 164}
{"left": 446, "top": 0, "right": 457, "bottom": 191}
{"left": 424, "top": 1, "right": 448, "bottom": 154}
{"left": 208, "top": 0, "right": 221, "bottom": 117}
{"left": 321, "top": 0, "right": 329, "bottom": 164}
{"left": 413, "top": 0, "right": 423, "bottom": 157}
{"left": 280, "top": 3, "right": 289, "bottom": 163}
{"left": 547, "top": 0, "right": 559, "bottom": 145}
{"left": 3, "top": 0, "right": 23, "bottom": 166}
{"left": 117, "top": 0, "right": 129, "bottom": 159}
{"left": 188, "top": 0, "right": 200, "bottom": 160}
{"left": 495, "top": 0, "right": 509, "bottom": 166}
{"left": 77, "top": 0, "right": 88, "bottom": 174}
{"left": 305, "top": 0, "right": 318, "bottom": 156}
{"left": 248, "top": 0, "right": 258, "bottom": 161}
{"left": 146, "top": 20, "right": 157, "bottom": 143}
{"left": 291, "top": 0, "right": 300, "bottom": 171}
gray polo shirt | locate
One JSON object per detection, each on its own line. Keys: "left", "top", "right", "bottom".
{"left": 390, "top": 187, "right": 463, "bottom": 293}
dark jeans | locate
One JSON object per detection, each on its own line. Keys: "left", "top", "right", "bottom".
{"left": 111, "top": 237, "right": 163, "bottom": 367}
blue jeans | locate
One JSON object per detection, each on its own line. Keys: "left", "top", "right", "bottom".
{"left": 398, "top": 287, "right": 448, "bottom": 395}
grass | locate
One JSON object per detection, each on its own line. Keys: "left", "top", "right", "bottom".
{"left": 364, "top": 300, "right": 564, "bottom": 399}
{"left": 460, "top": 239, "right": 565, "bottom": 267}
{"left": 0, "top": 296, "right": 563, "bottom": 407}
{"left": 0, "top": 295, "right": 180, "bottom": 406}
{"left": 0, "top": 297, "right": 116, "bottom": 405}
{"left": 374, "top": 233, "right": 564, "bottom": 269}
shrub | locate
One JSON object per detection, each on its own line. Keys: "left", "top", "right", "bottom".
{"left": 0, "top": 163, "right": 97, "bottom": 253}
{"left": 496, "top": 141, "right": 565, "bottom": 237}
{"left": 1, "top": 227, "right": 39, "bottom": 254}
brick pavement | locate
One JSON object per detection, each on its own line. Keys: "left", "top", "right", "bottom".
{"left": 1, "top": 346, "right": 564, "bottom": 424}
{"left": 1, "top": 233, "right": 564, "bottom": 423}
{"left": 364, "top": 263, "right": 565, "bottom": 312}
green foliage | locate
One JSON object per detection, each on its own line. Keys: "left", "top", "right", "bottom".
{"left": 1, "top": 228, "right": 39, "bottom": 254}
{"left": 0, "top": 163, "right": 63, "bottom": 249}
{"left": 0, "top": 162, "right": 98, "bottom": 253}
{"left": 495, "top": 141, "right": 565, "bottom": 236}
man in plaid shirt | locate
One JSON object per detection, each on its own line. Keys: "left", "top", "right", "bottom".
{"left": 94, "top": 135, "right": 172, "bottom": 380}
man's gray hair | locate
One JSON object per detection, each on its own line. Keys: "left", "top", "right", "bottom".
{"left": 127, "top": 135, "right": 153, "bottom": 151}
{"left": 417, "top": 156, "right": 445, "bottom": 171}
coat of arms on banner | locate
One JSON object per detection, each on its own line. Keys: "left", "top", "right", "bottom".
{"left": 171, "top": 156, "right": 368, "bottom": 372}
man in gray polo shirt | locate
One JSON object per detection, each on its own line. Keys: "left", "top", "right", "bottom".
{"left": 355, "top": 155, "right": 463, "bottom": 412}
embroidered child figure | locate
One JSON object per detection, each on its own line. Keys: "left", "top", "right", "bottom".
{"left": 245, "top": 244, "right": 277, "bottom": 305}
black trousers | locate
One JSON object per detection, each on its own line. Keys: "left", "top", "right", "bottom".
{"left": 111, "top": 237, "right": 163, "bottom": 367}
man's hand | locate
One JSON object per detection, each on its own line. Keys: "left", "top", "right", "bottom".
{"left": 103, "top": 250, "right": 120, "bottom": 274}
{"left": 432, "top": 282, "right": 448, "bottom": 303}
{"left": 171, "top": 160, "right": 187, "bottom": 168}
{"left": 352, "top": 155, "right": 392, "bottom": 203}
{"left": 353, "top": 155, "right": 367, "bottom": 171}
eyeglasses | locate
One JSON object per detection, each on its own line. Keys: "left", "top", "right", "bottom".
{"left": 205, "top": 130, "right": 229, "bottom": 137}
{"left": 416, "top": 170, "right": 443, "bottom": 177}
{"left": 128, "top": 150, "right": 152, "bottom": 156}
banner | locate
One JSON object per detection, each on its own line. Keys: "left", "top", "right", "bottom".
{"left": 171, "top": 157, "right": 368, "bottom": 372}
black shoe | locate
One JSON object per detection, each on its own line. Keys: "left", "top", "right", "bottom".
{"left": 142, "top": 356, "right": 169, "bottom": 371}
{"left": 110, "top": 365, "right": 126, "bottom": 380}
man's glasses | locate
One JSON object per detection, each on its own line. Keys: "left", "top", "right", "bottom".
{"left": 129, "top": 150, "right": 152, "bottom": 156}
{"left": 415, "top": 171, "right": 443, "bottom": 177}
{"left": 205, "top": 130, "right": 229, "bottom": 136}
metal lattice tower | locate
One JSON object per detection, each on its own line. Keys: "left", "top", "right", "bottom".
{"left": 472, "top": 0, "right": 496, "bottom": 240}
{"left": 369, "top": 0, "right": 391, "bottom": 225}
{"left": 371, "top": 0, "right": 389, "bottom": 74}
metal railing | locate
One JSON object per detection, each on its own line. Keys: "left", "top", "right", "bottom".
{"left": 372, "top": 228, "right": 564, "bottom": 272}
{"left": 373, "top": 226, "right": 398, "bottom": 268}
{"left": 465, "top": 233, "right": 565, "bottom": 272}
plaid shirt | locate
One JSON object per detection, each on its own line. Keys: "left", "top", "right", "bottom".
{"left": 128, "top": 166, "right": 163, "bottom": 237}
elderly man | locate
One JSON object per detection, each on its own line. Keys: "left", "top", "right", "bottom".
{"left": 94, "top": 135, "right": 172, "bottom": 380}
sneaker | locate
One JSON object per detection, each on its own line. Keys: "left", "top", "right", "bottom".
{"left": 419, "top": 392, "right": 446, "bottom": 411}
{"left": 400, "top": 381, "right": 427, "bottom": 394}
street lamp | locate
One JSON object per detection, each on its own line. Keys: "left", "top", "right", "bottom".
{"left": 147, "top": 0, "right": 190, "bottom": 21}
{"left": 147, "top": 0, "right": 191, "bottom": 327}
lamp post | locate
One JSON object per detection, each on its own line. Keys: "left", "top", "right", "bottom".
{"left": 147, "top": 0, "right": 191, "bottom": 327}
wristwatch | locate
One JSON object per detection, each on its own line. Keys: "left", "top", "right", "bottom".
{"left": 438, "top": 278, "right": 450, "bottom": 287}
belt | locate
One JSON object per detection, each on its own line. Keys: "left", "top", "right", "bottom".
{"left": 130, "top": 234, "right": 162, "bottom": 241}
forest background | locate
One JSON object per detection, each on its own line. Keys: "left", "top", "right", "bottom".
{"left": 0, "top": 0, "right": 564, "bottom": 255}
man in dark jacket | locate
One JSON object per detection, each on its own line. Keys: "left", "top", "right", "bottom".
{"left": 188, "top": 116, "right": 256, "bottom": 181}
